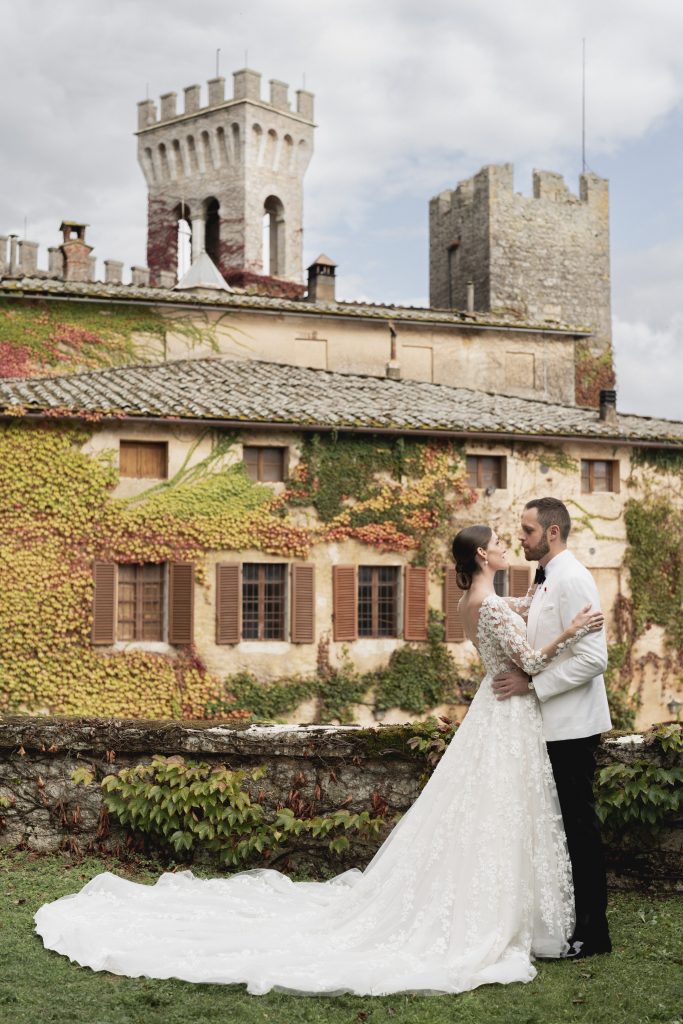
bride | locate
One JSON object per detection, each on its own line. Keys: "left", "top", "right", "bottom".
{"left": 35, "top": 524, "right": 604, "bottom": 996}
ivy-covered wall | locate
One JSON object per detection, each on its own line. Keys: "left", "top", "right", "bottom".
{"left": 0, "top": 294, "right": 680, "bottom": 728}
{"left": 0, "top": 298, "right": 212, "bottom": 378}
{"left": 0, "top": 421, "right": 477, "bottom": 722}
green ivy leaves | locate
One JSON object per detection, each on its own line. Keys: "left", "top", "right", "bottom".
{"left": 99, "top": 755, "right": 384, "bottom": 866}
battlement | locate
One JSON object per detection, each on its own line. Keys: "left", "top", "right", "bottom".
{"left": 431, "top": 164, "right": 608, "bottom": 217}
{"left": 137, "top": 69, "right": 315, "bottom": 131}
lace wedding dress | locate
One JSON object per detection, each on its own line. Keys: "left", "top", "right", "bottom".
{"left": 35, "top": 595, "right": 575, "bottom": 995}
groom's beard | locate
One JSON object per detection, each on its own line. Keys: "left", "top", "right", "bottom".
{"left": 525, "top": 534, "right": 551, "bottom": 562}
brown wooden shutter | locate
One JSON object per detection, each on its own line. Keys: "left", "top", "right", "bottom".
{"left": 404, "top": 565, "right": 428, "bottom": 641}
{"left": 216, "top": 563, "right": 241, "bottom": 644}
{"left": 509, "top": 566, "right": 531, "bottom": 597}
{"left": 332, "top": 565, "right": 357, "bottom": 642}
{"left": 444, "top": 566, "right": 466, "bottom": 642}
{"left": 92, "top": 562, "right": 116, "bottom": 645}
{"left": 291, "top": 564, "right": 315, "bottom": 643}
{"left": 169, "top": 562, "right": 194, "bottom": 645}
{"left": 611, "top": 460, "right": 621, "bottom": 494}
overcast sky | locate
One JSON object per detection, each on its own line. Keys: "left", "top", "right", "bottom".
{"left": 1, "top": 0, "right": 682, "bottom": 419}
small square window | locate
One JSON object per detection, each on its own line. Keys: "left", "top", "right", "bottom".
{"left": 581, "top": 459, "right": 618, "bottom": 493}
{"left": 120, "top": 441, "right": 168, "bottom": 479}
{"left": 243, "top": 446, "right": 286, "bottom": 482}
{"left": 466, "top": 455, "right": 506, "bottom": 490}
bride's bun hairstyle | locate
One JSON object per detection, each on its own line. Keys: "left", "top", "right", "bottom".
{"left": 451, "top": 525, "right": 492, "bottom": 590}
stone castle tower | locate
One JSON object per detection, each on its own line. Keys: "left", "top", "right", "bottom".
{"left": 429, "top": 164, "right": 612, "bottom": 353}
{"left": 136, "top": 69, "right": 315, "bottom": 292}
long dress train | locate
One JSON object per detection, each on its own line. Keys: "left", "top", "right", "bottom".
{"left": 34, "top": 595, "right": 574, "bottom": 995}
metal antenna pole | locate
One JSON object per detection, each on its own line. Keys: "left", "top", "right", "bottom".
{"left": 582, "top": 38, "right": 587, "bottom": 174}
{"left": 216, "top": 48, "right": 220, "bottom": 77}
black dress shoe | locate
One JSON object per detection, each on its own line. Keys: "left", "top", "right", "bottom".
{"left": 561, "top": 938, "right": 612, "bottom": 960}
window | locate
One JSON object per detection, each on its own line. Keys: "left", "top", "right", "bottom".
{"left": 120, "top": 441, "right": 168, "bottom": 479}
{"left": 243, "top": 446, "right": 286, "bottom": 482}
{"left": 215, "top": 563, "right": 314, "bottom": 644}
{"left": 92, "top": 562, "right": 194, "bottom": 646}
{"left": 117, "top": 564, "right": 164, "bottom": 641}
{"left": 242, "top": 563, "right": 287, "bottom": 640}
{"left": 581, "top": 459, "right": 619, "bottom": 494}
{"left": 466, "top": 455, "right": 506, "bottom": 490}
{"left": 493, "top": 569, "right": 508, "bottom": 596}
{"left": 358, "top": 566, "right": 399, "bottom": 638}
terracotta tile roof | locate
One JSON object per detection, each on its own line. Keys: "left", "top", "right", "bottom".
{"left": 0, "top": 277, "right": 590, "bottom": 335}
{"left": 0, "top": 357, "right": 680, "bottom": 445}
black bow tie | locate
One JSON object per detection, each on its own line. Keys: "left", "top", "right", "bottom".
{"left": 534, "top": 565, "right": 546, "bottom": 585}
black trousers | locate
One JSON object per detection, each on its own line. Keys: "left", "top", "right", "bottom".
{"left": 546, "top": 734, "right": 611, "bottom": 949}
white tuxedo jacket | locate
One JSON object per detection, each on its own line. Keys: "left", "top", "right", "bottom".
{"left": 528, "top": 549, "right": 612, "bottom": 742}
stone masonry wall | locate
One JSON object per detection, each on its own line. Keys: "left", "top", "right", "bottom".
{"left": 430, "top": 164, "right": 612, "bottom": 356}
{"left": 0, "top": 717, "right": 679, "bottom": 888}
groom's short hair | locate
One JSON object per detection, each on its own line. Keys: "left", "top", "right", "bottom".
{"left": 525, "top": 497, "right": 571, "bottom": 541}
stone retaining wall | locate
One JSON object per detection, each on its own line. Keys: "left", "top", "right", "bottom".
{"left": 0, "top": 716, "right": 679, "bottom": 888}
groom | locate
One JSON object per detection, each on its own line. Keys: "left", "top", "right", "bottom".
{"left": 492, "top": 497, "right": 613, "bottom": 959}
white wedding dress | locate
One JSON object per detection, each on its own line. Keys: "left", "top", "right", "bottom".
{"left": 35, "top": 595, "right": 575, "bottom": 995}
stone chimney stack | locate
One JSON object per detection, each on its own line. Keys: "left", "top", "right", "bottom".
{"left": 307, "top": 255, "right": 337, "bottom": 303}
{"left": 59, "top": 222, "right": 93, "bottom": 283}
{"left": 598, "top": 389, "right": 617, "bottom": 424}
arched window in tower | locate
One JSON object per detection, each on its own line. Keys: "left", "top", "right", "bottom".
{"left": 204, "top": 198, "right": 220, "bottom": 266}
{"left": 262, "top": 196, "right": 285, "bottom": 277}
{"left": 158, "top": 143, "right": 170, "bottom": 182}
{"left": 176, "top": 203, "right": 192, "bottom": 279}
{"left": 172, "top": 139, "right": 184, "bottom": 179}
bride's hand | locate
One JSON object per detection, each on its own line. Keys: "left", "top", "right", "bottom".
{"left": 570, "top": 603, "right": 604, "bottom": 636}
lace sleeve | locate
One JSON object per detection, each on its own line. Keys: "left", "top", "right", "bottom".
{"left": 504, "top": 587, "right": 536, "bottom": 619}
{"left": 479, "top": 595, "right": 585, "bottom": 675}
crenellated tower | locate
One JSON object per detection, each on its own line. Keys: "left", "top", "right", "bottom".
{"left": 136, "top": 69, "right": 315, "bottom": 292}
{"left": 429, "top": 164, "right": 612, "bottom": 355}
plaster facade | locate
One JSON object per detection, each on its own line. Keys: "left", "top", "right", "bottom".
{"left": 161, "top": 306, "right": 579, "bottom": 405}
{"left": 81, "top": 423, "right": 682, "bottom": 730}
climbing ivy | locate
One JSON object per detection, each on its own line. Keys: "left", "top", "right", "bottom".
{"left": 285, "top": 433, "right": 473, "bottom": 563}
{"left": 208, "top": 615, "right": 467, "bottom": 724}
{"left": 624, "top": 496, "right": 683, "bottom": 649}
{"left": 0, "top": 423, "right": 308, "bottom": 719}
{"left": 596, "top": 724, "right": 682, "bottom": 831}
{"left": 0, "top": 298, "right": 212, "bottom": 377}
{"left": 84, "top": 756, "right": 386, "bottom": 866}
{"left": 373, "top": 612, "right": 462, "bottom": 714}
{"left": 0, "top": 420, "right": 475, "bottom": 721}
{"left": 574, "top": 341, "right": 615, "bottom": 407}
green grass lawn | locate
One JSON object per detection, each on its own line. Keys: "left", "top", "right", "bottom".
{"left": 1, "top": 851, "right": 681, "bottom": 1024}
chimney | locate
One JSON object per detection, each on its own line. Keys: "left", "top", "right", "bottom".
{"left": 104, "top": 259, "right": 124, "bottom": 285}
{"left": 306, "top": 254, "right": 336, "bottom": 302}
{"left": 385, "top": 322, "right": 400, "bottom": 380}
{"left": 598, "top": 389, "right": 617, "bottom": 424}
{"left": 59, "top": 221, "right": 93, "bottom": 283}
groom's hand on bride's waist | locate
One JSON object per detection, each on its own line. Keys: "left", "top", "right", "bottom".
{"left": 492, "top": 670, "right": 532, "bottom": 700}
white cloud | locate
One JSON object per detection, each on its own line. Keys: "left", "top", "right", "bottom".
{"left": 613, "top": 315, "right": 682, "bottom": 419}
